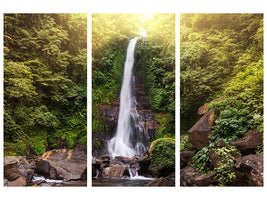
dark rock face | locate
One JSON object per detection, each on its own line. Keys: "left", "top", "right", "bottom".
{"left": 235, "top": 154, "right": 263, "bottom": 186}
{"left": 35, "top": 159, "right": 51, "bottom": 178}
{"left": 134, "top": 76, "right": 158, "bottom": 141}
{"left": 4, "top": 156, "right": 34, "bottom": 186}
{"left": 180, "top": 166, "right": 202, "bottom": 186}
{"left": 92, "top": 157, "right": 102, "bottom": 178}
{"left": 133, "top": 155, "right": 151, "bottom": 175}
{"left": 92, "top": 75, "right": 157, "bottom": 157}
{"left": 188, "top": 111, "right": 214, "bottom": 150}
{"left": 230, "top": 131, "right": 263, "bottom": 155}
{"left": 195, "top": 173, "right": 217, "bottom": 186}
{"left": 180, "top": 151, "right": 195, "bottom": 169}
{"left": 35, "top": 149, "right": 87, "bottom": 181}
{"left": 188, "top": 97, "right": 223, "bottom": 151}
{"left": 180, "top": 166, "right": 218, "bottom": 187}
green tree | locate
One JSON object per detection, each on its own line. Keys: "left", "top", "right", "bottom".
{"left": 180, "top": 14, "right": 263, "bottom": 135}
{"left": 4, "top": 14, "right": 87, "bottom": 156}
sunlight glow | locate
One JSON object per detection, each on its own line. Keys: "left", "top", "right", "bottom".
{"left": 140, "top": 14, "right": 153, "bottom": 22}
{"left": 139, "top": 29, "right": 147, "bottom": 38}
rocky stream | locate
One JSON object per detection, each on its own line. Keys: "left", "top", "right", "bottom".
{"left": 4, "top": 149, "right": 87, "bottom": 187}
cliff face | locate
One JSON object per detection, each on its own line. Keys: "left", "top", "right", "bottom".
{"left": 134, "top": 76, "right": 158, "bottom": 142}
{"left": 92, "top": 75, "right": 157, "bottom": 158}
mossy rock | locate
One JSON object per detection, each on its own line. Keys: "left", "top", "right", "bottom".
{"left": 149, "top": 138, "right": 175, "bottom": 177}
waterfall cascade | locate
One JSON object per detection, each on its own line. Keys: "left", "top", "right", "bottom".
{"left": 108, "top": 37, "right": 147, "bottom": 158}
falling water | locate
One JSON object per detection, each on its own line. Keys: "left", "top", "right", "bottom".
{"left": 108, "top": 37, "right": 147, "bottom": 158}
{"left": 128, "top": 168, "right": 154, "bottom": 180}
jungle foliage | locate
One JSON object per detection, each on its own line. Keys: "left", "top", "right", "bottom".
{"left": 180, "top": 14, "right": 263, "bottom": 135}
{"left": 181, "top": 14, "right": 263, "bottom": 184}
{"left": 4, "top": 14, "right": 87, "bottom": 156}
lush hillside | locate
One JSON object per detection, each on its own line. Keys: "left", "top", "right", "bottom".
{"left": 180, "top": 14, "right": 263, "bottom": 135}
{"left": 180, "top": 13, "right": 263, "bottom": 186}
{"left": 4, "top": 14, "right": 87, "bottom": 156}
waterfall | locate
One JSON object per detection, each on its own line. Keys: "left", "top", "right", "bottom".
{"left": 108, "top": 37, "right": 147, "bottom": 158}
{"left": 128, "top": 168, "right": 154, "bottom": 180}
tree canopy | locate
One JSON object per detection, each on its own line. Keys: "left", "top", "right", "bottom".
{"left": 180, "top": 14, "right": 263, "bottom": 135}
{"left": 4, "top": 14, "right": 87, "bottom": 156}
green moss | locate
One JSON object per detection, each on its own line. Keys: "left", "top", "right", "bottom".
{"left": 155, "top": 114, "right": 174, "bottom": 139}
{"left": 180, "top": 135, "right": 191, "bottom": 151}
{"left": 149, "top": 138, "right": 175, "bottom": 177}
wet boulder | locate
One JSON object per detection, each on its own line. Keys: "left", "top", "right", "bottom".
{"left": 7, "top": 177, "right": 27, "bottom": 187}
{"left": 189, "top": 97, "right": 224, "bottom": 151}
{"left": 102, "top": 164, "right": 129, "bottom": 178}
{"left": 4, "top": 156, "right": 21, "bottom": 181}
{"left": 188, "top": 111, "right": 215, "bottom": 150}
{"left": 100, "top": 154, "right": 110, "bottom": 161}
{"left": 4, "top": 156, "right": 34, "bottom": 184}
{"left": 180, "top": 151, "right": 195, "bottom": 169}
{"left": 146, "top": 177, "right": 168, "bottom": 186}
{"left": 195, "top": 172, "right": 217, "bottom": 186}
{"left": 230, "top": 131, "right": 263, "bottom": 155}
{"left": 35, "top": 159, "right": 51, "bottom": 178}
{"left": 115, "top": 156, "right": 135, "bottom": 165}
{"left": 132, "top": 155, "right": 151, "bottom": 175}
{"left": 180, "top": 166, "right": 202, "bottom": 186}
{"left": 235, "top": 154, "right": 263, "bottom": 186}
{"left": 36, "top": 149, "right": 87, "bottom": 181}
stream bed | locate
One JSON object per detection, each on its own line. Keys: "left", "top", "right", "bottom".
{"left": 92, "top": 178, "right": 152, "bottom": 187}
{"left": 29, "top": 175, "right": 87, "bottom": 187}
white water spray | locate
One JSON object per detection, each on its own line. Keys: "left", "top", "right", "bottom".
{"left": 108, "top": 37, "right": 146, "bottom": 158}
{"left": 128, "top": 168, "right": 154, "bottom": 180}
